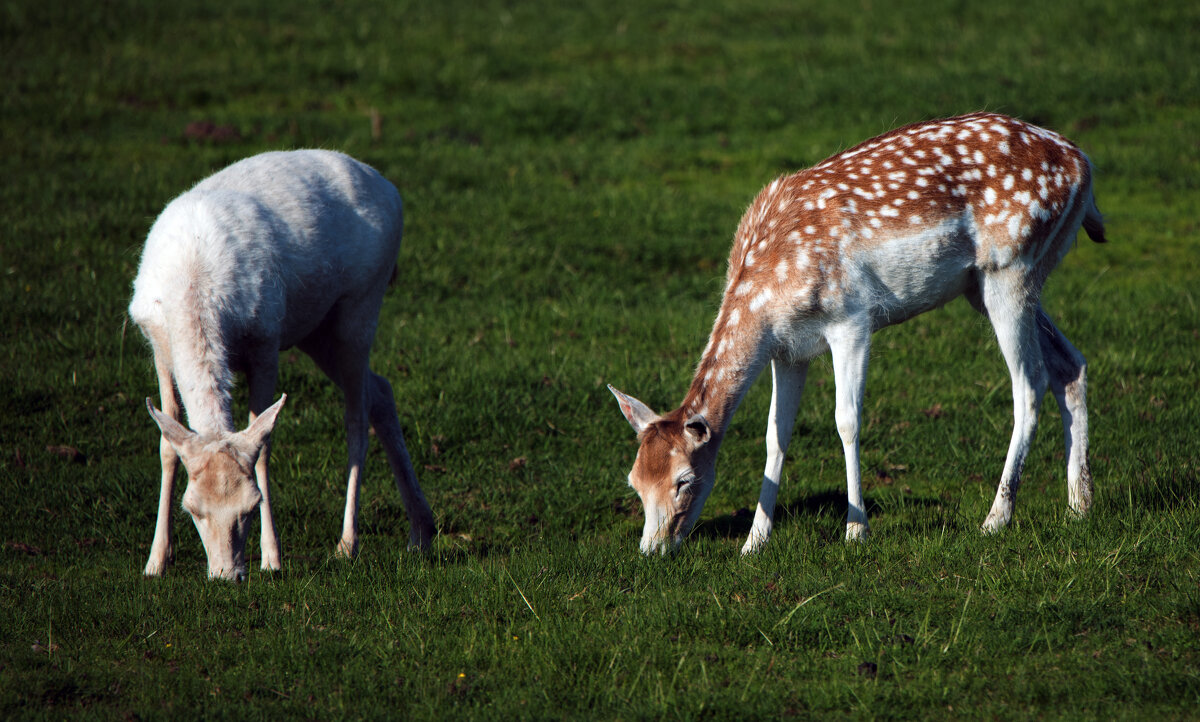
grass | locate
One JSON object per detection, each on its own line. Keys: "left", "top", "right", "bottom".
{"left": 2, "top": 0, "right": 1199, "bottom": 717}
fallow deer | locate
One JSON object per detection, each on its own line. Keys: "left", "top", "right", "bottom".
{"left": 611, "top": 112, "right": 1104, "bottom": 555}
{"left": 131, "top": 150, "right": 435, "bottom": 580}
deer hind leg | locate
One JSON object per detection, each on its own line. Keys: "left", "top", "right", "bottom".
{"left": 826, "top": 318, "right": 872, "bottom": 541}
{"left": 145, "top": 336, "right": 180, "bottom": 576}
{"left": 980, "top": 271, "right": 1049, "bottom": 533}
{"left": 367, "top": 372, "right": 435, "bottom": 551}
{"left": 742, "top": 359, "right": 808, "bottom": 555}
{"left": 246, "top": 351, "right": 283, "bottom": 571}
{"left": 1036, "top": 307, "right": 1092, "bottom": 517}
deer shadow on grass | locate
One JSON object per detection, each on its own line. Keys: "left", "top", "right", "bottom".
{"left": 1125, "top": 467, "right": 1197, "bottom": 510}
{"left": 691, "top": 489, "right": 953, "bottom": 543}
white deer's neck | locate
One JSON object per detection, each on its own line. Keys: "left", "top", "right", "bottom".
{"left": 177, "top": 376, "right": 235, "bottom": 436}
{"left": 167, "top": 292, "right": 236, "bottom": 436}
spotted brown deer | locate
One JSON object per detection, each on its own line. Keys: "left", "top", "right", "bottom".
{"left": 610, "top": 112, "right": 1104, "bottom": 555}
{"left": 131, "top": 150, "right": 436, "bottom": 580}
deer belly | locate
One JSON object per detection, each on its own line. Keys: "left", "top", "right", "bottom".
{"left": 851, "top": 230, "right": 974, "bottom": 330}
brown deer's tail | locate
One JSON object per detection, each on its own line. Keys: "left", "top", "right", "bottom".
{"left": 1082, "top": 159, "right": 1107, "bottom": 243}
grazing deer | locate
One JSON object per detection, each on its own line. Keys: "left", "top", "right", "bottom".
{"left": 610, "top": 112, "right": 1104, "bottom": 555}
{"left": 130, "top": 150, "right": 435, "bottom": 580}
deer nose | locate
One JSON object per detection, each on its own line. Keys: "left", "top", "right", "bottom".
{"left": 209, "top": 565, "right": 248, "bottom": 582}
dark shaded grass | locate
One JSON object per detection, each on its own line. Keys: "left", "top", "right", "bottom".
{"left": 3, "top": 0, "right": 1200, "bottom": 718}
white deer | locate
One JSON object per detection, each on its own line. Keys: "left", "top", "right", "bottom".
{"left": 610, "top": 112, "right": 1105, "bottom": 555}
{"left": 130, "top": 149, "right": 436, "bottom": 580}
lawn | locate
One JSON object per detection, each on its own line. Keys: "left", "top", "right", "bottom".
{"left": 2, "top": 0, "right": 1198, "bottom": 718}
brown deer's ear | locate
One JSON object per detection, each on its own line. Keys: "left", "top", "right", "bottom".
{"left": 608, "top": 385, "right": 658, "bottom": 434}
{"left": 684, "top": 414, "right": 710, "bottom": 447}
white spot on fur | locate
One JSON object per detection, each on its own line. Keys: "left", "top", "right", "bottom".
{"left": 1003, "top": 175, "right": 1015, "bottom": 190}
{"left": 749, "top": 288, "right": 774, "bottom": 312}
{"left": 1007, "top": 214, "right": 1022, "bottom": 239}
{"left": 983, "top": 187, "right": 997, "bottom": 205}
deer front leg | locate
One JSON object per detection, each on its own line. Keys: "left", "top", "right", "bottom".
{"left": 247, "top": 354, "right": 282, "bottom": 571}
{"left": 828, "top": 319, "right": 872, "bottom": 541}
{"left": 145, "top": 432, "right": 180, "bottom": 576}
{"left": 145, "top": 351, "right": 180, "bottom": 576}
{"left": 337, "top": 373, "right": 370, "bottom": 559}
{"left": 742, "top": 359, "right": 808, "bottom": 555}
{"left": 300, "top": 334, "right": 373, "bottom": 559}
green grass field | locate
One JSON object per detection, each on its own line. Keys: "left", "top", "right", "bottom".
{"left": 3, "top": 0, "right": 1199, "bottom": 717}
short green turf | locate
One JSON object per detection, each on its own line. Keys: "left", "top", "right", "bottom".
{"left": 2, "top": 0, "right": 1198, "bottom": 718}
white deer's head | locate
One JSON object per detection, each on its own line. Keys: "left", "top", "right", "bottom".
{"left": 147, "top": 396, "right": 285, "bottom": 581}
{"left": 609, "top": 386, "right": 716, "bottom": 554}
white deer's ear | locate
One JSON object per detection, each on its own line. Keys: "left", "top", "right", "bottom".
{"left": 684, "top": 414, "right": 710, "bottom": 448}
{"left": 147, "top": 398, "right": 197, "bottom": 453}
{"left": 240, "top": 394, "right": 287, "bottom": 450}
{"left": 608, "top": 385, "right": 658, "bottom": 434}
